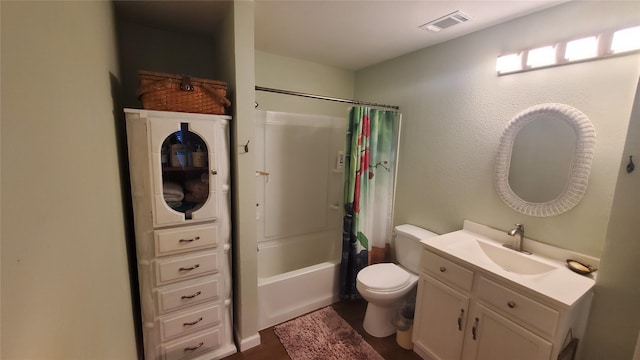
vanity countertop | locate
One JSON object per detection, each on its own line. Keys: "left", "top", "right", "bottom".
{"left": 420, "top": 221, "right": 596, "bottom": 308}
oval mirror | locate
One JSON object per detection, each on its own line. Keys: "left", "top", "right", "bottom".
{"left": 495, "top": 103, "right": 596, "bottom": 217}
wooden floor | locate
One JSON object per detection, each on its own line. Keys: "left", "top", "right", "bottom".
{"left": 224, "top": 299, "right": 422, "bottom": 360}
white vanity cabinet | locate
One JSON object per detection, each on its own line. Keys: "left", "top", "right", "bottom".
{"left": 413, "top": 248, "right": 592, "bottom": 360}
{"left": 463, "top": 303, "right": 552, "bottom": 360}
{"left": 414, "top": 274, "right": 469, "bottom": 360}
{"left": 124, "top": 109, "right": 236, "bottom": 360}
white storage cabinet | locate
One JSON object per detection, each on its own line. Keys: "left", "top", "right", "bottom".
{"left": 124, "top": 108, "right": 236, "bottom": 360}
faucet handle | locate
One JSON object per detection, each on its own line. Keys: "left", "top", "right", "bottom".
{"left": 514, "top": 223, "right": 524, "bottom": 230}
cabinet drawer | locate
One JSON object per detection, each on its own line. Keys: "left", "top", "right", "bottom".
{"left": 155, "top": 224, "right": 220, "bottom": 257}
{"left": 160, "top": 303, "right": 222, "bottom": 341}
{"left": 156, "top": 276, "right": 222, "bottom": 314}
{"left": 162, "top": 327, "right": 222, "bottom": 360}
{"left": 422, "top": 250, "right": 474, "bottom": 292}
{"left": 155, "top": 251, "right": 219, "bottom": 286}
{"left": 478, "top": 277, "right": 559, "bottom": 337}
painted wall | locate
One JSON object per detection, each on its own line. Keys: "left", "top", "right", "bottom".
{"left": 355, "top": 1, "right": 640, "bottom": 358}
{"left": 223, "top": 1, "right": 261, "bottom": 350}
{"left": 1, "top": 2, "right": 137, "bottom": 359}
{"left": 255, "top": 51, "right": 355, "bottom": 116}
{"left": 115, "top": 18, "right": 226, "bottom": 109}
{"left": 582, "top": 79, "right": 640, "bottom": 359}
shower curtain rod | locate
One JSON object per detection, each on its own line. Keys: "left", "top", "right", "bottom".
{"left": 255, "top": 86, "right": 399, "bottom": 110}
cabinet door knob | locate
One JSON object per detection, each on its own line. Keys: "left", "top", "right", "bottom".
{"left": 507, "top": 301, "right": 516, "bottom": 309}
{"left": 439, "top": 266, "right": 447, "bottom": 272}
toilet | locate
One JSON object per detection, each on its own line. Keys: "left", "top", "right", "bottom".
{"left": 356, "top": 224, "right": 438, "bottom": 337}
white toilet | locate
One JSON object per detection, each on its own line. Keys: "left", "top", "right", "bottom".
{"left": 356, "top": 224, "right": 438, "bottom": 337}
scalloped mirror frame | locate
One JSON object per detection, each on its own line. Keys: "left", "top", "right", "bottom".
{"left": 495, "top": 103, "right": 596, "bottom": 217}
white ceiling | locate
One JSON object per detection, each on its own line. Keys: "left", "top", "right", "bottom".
{"left": 115, "top": 0, "right": 566, "bottom": 70}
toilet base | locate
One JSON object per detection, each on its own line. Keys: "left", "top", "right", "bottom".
{"left": 363, "top": 302, "right": 397, "bottom": 338}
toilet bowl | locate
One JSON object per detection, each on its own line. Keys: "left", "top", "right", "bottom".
{"left": 356, "top": 263, "right": 418, "bottom": 337}
{"left": 356, "top": 224, "right": 438, "bottom": 338}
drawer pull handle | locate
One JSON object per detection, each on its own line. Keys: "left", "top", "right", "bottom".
{"left": 439, "top": 266, "right": 447, "bottom": 272}
{"left": 457, "top": 309, "right": 465, "bottom": 330}
{"left": 507, "top": 301, "right": 516, "bottom": 309}
{"left": 183, "top": 317, "right": 203, "bottom": 326}
{"left": 181, "top": 291, "right": 202, "bottom": 300}
{"left": 184, "top": 342, "right": 204, "bottom": 352}
{"left": 179, "top": 236, "right": 200, "bottom": 243}
{"left": 472, "top": 317, "right": 479, "bottom": 340}
{"left": 179, "top": 264, "right": 200, "bottom": 271}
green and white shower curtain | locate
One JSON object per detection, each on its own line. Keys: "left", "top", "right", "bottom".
{"left": 340, "top": 106, "right": 400, "bottom": 300}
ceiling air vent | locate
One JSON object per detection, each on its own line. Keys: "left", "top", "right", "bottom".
{"left": 419, "top": 11, "right": 471, "bottom": 33}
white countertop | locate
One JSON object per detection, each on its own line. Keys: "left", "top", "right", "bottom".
{"left": 420, "top": 222, "right": 596, "bottom": 308}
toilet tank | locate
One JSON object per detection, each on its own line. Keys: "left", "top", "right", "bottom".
{"left": 394, "top": 224, "right": 439, "bottom": 274}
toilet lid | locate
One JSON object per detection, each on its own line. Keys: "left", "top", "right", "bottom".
{"left": 357, "top": 263, "right": 411, "bottom": 291}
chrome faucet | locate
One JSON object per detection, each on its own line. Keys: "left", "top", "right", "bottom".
{"left": 504, "top": 224, "right": 531, "bottom": 254}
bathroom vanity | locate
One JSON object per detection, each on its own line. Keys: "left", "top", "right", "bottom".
{"left": 124, "top": 109, "right": 236, "bottom": 360}
{"left": 412, "top": 221, "right": 596, "bottom": 360}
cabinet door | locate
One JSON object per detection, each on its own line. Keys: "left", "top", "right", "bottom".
{"left": 462, "top": 304, "right": 552, "bottom": 360}
{"left": 413, "top": 274, "right": 469, "bottom": 360}
{"left": 149, "top": 117, "right": 219, "bottom": 227}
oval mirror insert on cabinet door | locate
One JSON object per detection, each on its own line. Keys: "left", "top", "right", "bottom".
{"left": 160, "top": 124, "right": 210, "bottom": 219}
{"left": 495, "top": 103, "right": 596, "bottom": 217}
{"left": 149, "top": 117, "right": 219, "bottom": 227}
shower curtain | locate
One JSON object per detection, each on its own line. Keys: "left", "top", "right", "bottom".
{"left": 340, "top": 106, "right": 400, "bottom": 300}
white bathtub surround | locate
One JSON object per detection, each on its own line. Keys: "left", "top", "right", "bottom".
{"left": 257, "top": 230, "right": 341, "bottom": 278}
{"left": 255, "top": 110, "right": 346, "bottom": 330}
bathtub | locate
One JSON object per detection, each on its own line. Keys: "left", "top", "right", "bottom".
{"left": 255, "top": 110, "right": 345, "bottom": 330}
{"left": 257, "top": 231, "right": 341, "bottom": 330}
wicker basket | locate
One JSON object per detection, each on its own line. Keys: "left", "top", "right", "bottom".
{"left": 137, "top": 70, "right": 231, "bottom": 115}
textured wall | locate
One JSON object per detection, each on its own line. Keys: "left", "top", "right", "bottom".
{"left": 355, "top": 1, "right": 640, "bottom": 257}
{"left": 583, "top": 77, "right": 640, "bottom": 360}
{"left": 255, "top": 50, "right": 355, "bottom": 117}
{"left": 355, "top": 1, "right": 640, "bottom": 357}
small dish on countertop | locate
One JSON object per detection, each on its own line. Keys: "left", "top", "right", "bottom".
{"left": 566, "top": 259, "right": 597, "bottom": 275}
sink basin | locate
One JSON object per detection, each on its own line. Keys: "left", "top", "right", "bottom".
{"left": 476, "top": 240, "right": 557, "bottom": 275}
{"left": 442, "top": 234, "right": 559, "bottom": 275}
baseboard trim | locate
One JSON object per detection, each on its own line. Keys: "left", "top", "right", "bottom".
{"left": 235, "top": 331, "right": 261, "bottom": 352}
